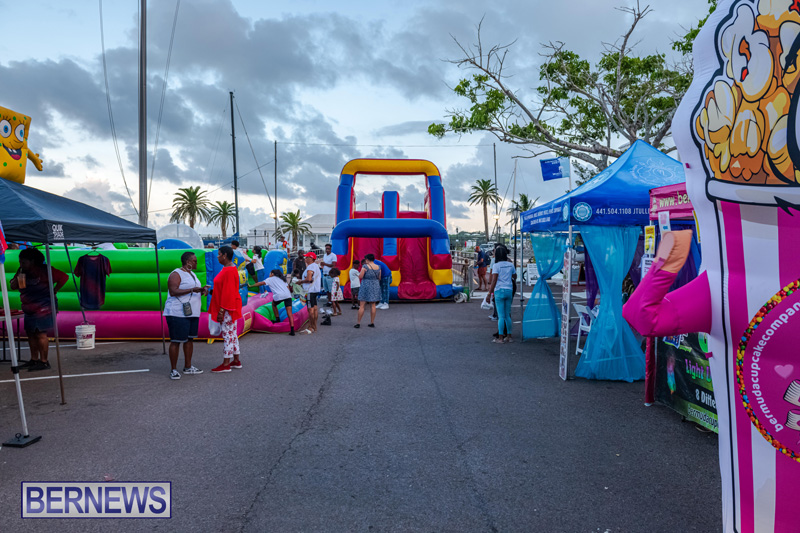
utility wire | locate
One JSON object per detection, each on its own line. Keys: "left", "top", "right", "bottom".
{"left": 147, "top": 0, "right": 181, "bottom": 211}
{"left": 278, "top": 141, "right": 492, "bottom": 148}
{"left": 234, "top": 100, "right": 275, "bottom": 213}
{"left": 99, "top": 0, "right": 138, "bottom": 216}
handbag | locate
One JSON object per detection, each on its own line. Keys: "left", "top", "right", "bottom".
{"left": 208, "top": 315, "right": 222, "bottom": 336}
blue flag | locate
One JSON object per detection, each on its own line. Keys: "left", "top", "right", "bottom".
{"left": 540, "top": 157, "right": 570, "bottom": 181}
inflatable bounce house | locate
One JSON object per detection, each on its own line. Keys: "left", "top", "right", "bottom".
{"left": 332, "top": 159, "right": 454, "bottom": 300}
{"left": 624, "top": 1, "right": 800, "bottom": 530}
{"left": 2, "top": 247, "right": 306, "bottom": 339}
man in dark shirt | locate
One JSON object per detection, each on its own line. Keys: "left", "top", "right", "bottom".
{"left": 10, "top": 247, "right": 68, "bottom": 371}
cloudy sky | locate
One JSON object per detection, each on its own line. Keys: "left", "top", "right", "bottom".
{"left": 1, "top": 0, "right": 707, "bottom": 236}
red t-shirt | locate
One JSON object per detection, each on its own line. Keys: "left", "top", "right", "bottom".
{"left": 209, "top": 266, "right": 243, "bottom": 322}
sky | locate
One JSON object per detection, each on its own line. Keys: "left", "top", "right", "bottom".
{"left": 0, "top": 0, "right": 709, "bottom": 237}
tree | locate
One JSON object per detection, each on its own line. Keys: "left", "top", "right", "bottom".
{"left": 170, "top": 186, "right": 211, "bottom": 229}
{"left": 277, "top": 210, "right": 312, "bottom": 252}
{"left": 207, "top": 201, "right": 237, "bottom": 239}
{"left": 429, "top": 2, "right": 692, "bottom": 179}
{"left": 506, "top": 193, "right": 539, "bottom": 224}
{"left": 467, "top": 179, "right": 501, "bottom": 241}
{"left": 672, "top": 0, "right": 717, "bottom": 56}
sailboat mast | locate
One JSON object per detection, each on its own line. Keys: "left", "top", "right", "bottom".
{"left": 138, "top": 0, "right": 148, "bottom": 228}
{"left": 230, "top": 91, "right": 240, "bottom": 238}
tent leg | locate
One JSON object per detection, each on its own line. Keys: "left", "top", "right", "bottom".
{"left": 0, "top": 263, "right": 41, "bottom": 447}
{"left": 45, "top": 244, "right": 66, "bottom": 405}
{"left": 154, "top": 247, "right": 166, "bottom": 355}
{"left": 63, "top": 244, "right": 87, "bottom": 324}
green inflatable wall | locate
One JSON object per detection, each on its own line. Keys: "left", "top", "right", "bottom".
{"left": 3, "top": 248, "right": 208, "bottom": 311}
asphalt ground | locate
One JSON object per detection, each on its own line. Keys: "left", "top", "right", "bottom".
{"left": 0, "top": 295, "right": 721, "bottom": 532}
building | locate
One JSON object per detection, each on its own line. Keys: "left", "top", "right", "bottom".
{"left": 246, "top": 214, "right": 335, "bottom": 250}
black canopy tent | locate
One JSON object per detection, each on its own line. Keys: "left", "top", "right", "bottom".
{"left": 0, "top": 178, "right": 163, "bottom": 447}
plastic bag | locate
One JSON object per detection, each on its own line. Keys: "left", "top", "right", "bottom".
{"left": 208, "top": 315, "right": 222, "bottom": 337}
{"left": 480, "top": 296, "right": 493, "bottom": 310}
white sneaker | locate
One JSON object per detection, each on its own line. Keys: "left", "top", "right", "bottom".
{"left": 378, "top": 303, "right": 389, "bottom": 310}
{"left": 170, "top": 369, "right": 181, "bottom": 380}
{"left": 183, "top": 366, "right": 203, "bottom": 375}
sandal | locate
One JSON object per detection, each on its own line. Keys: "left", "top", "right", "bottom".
{"left": 503, "top": 337, "right": 514, "bottom": 343}
{"left": 354, "top": 324, "right": 360, "bottom": 328}
{"left": 492, "top": 338, "right": 504, "bottom": 344}
{"left": 368, "top": 323, "right": 375, "bottom": 328}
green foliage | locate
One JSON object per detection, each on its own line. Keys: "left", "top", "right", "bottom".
{"left": 170, "top": 186, "right": 211, "bottom": 229}
{"left": 278, "top": 210, "right": 312, "bottom": 252}
{"left": 673, "top": 0, "right": 717, "bottom": 55}
{"left": 207, "top": 201, "right": 237, "bottom": 239}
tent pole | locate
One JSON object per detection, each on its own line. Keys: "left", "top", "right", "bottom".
{"left": 1, "top": 263, "right": 41, "bottom": 447}
{"left": 154, "top": 247, "right": 166, "bottom": 354}
{"left": 45, "top": 244, "right": 66, "bottom": 405}
{"left": 63, "top": 245, "right": 86, "bottom": 324}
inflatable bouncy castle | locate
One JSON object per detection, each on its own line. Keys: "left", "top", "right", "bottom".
{"left": 331, "top": 159, "right": 455, "bottom": 300}
{"left": 2, "top": 248, "right": 306, "bottom": 339}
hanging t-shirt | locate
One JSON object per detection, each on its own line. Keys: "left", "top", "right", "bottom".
{"left": 75, "top": 254, "right": 113, "bottom": 310}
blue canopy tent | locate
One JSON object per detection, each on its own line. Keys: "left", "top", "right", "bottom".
{"left": 520, "top": 140, "right": 684, "bottom": 381}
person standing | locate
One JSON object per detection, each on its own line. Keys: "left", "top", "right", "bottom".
{"left": 10, "top": 247, "right": 68, "bottom": 371}
{"left": 329, "top": 268, "right": 343, "bottom": 316}
{"left": 321, "top": 243, "right": 337, "bottom": 306}
{"left": 164, "top": 252, "right": 206, "bottom": 379}
{"left": 355, "top": 254, "right": 381, "bottom": 328}
{"left": 293, "top": 249, "right": 306, "bottom": 277}
{"left": 250, "top": 269, "right": 296, "bottom": 336}
{"left": 373, "top": 258, "right": 392, "bottom": 310}
{"left": 231, "top": 240, "right": 252, "bottom": 273}
{"left": 298, "top": 252, "right": 321, "bottom": 334}
{"left": 348, "top": 260, "right": 361, "bottom": 309}
{"left": 209, "top": 246, "right": 244, "bottom": 372}
{"left": 485, "top": 246, "right": 515, "bottom": 343}
{"left": 252, "top": 246, "right": 266, "bottom": 286}
{"left": 474, "top": 245, "right": 488, "bottom": 291}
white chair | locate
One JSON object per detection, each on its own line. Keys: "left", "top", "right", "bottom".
{"left": 573, "top": 303, "right": 595, "bottom": 356}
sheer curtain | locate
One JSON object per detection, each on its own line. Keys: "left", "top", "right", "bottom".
{"left": 575, "top": 226, "right": 644, "bottom": 381}
{"left": 522, "top": 233, "right": 566, "bottom": 339}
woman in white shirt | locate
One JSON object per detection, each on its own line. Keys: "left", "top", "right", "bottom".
{"left": 250, "top": 268, "right": 296, "bottom": 336}
{"left": 485, "top": 246, "right": 515, "bottom": 343}
{"left": 164, "top": 252, "right": 208, "bottom": 378}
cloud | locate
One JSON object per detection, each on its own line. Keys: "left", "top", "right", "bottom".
{"left": 374, "top": 121, "right": 436, "bottom": 137}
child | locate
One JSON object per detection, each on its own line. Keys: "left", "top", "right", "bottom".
{"left": 349, "top": 260, "right": 360, "bottom": 309}
{"left": 329, "top": 268, "right": 344, "bottom": 316}
{"left": 250, "top": 269, "right": 296, "bottom": 336}
{"left": 290, "top": 268, "right": 306, "bottom": 304}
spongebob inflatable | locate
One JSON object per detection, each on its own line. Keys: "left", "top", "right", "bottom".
{"left": 0, "top": 105, "right": 43, "bottom": 184}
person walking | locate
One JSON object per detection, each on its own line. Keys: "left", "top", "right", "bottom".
{"left": 250, "top": 268, "right": 296, "bottom": 336}
{"left": 485, "top": 246, "right": 515, "bottom": 343}
{"left": 321, "top": 243, "right": 337, "bottom": 306}
{"left": 373, "top": 258, "right": 392, "bottom": 310}
{"left": 209, "top": 246, "right": 244, "bottom": 372}
{"left": 164, "top": 251, "right": 206, "bottom": 379}
{"left": 10, "top": 247, "right": 68, "bottom": 371}
{"left": 298, "top": 252, "right": 321, "bottom": 334}
{"left": 355, "top": 254, "right": 381, "bottom": 328}
{"left": 348, "top": 260, "right": 360, "bottom": 309}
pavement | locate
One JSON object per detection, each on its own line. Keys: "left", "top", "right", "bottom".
{"left": 0, "top": 297, "right": 721, "bottom": 532}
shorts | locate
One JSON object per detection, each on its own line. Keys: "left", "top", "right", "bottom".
{"left": 323, "top": 275, "right": 334, "bottom": 294}
{"left": 24, "top": 313, "right": 53, "bottom": 335}
{"left": 478, "top": 267, "right": 487, "bottom": 277}
{"left": 351, "top": 287, "right": 359, "bottom": 300}
{"left": 306, "top": 292, "right": 319, "bottom": 308}
{"left": 165, "top": 316, "right": 200, "bottom": 344}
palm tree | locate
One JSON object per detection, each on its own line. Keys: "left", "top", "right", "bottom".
{"left": 277, "top": 210, "right": 312, "bottom": 251}
{"left": 207, "top": 201, "right": 237, "bottom": 239}
{"left": 506, "top": 193, "right": 539, "bottom": 224}
{"left": 468, "top": 179, "right": 500, "bottom": 241}
{"left": 170, "top": 186, "right": 212, "bottom": 229}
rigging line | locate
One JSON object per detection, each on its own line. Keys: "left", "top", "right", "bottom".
{"left": 99, "top": 0, "right": 138, "bottom": 216}
{"left": 234, "top": 100, "right": 275, "bottom": 213}
{"left": 147, "top": 0, "right": 181, "bottom": 211}
{"left": 277, "top": 141, "right": 493, "bottom": 148}
{"left": 206, "top": 102, "right": 230, "bottom": 190}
